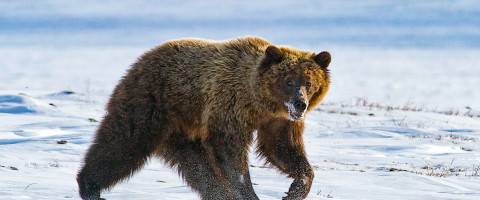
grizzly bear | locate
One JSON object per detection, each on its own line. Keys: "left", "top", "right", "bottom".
{"left": 77, "top": 36, "right": 331, "bottom": 200}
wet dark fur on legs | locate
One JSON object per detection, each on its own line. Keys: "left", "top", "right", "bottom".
{"left": 77, "top": 101, "right": 259, "bottom": 200}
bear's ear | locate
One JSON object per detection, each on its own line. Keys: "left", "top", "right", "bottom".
{"left": 265, "top": 45, "right": 283, "bottom": 64}
{"left": 314, "top": 51, "right": 331, "bottom": 68}
{"left": 260, "top": 46, "right": 283, "bottom": 71}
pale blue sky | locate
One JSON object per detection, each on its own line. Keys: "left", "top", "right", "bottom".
{"left": 1, "top": 0, "right": 479, "bottom": 48}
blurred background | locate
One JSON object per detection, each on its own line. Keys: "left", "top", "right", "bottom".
{"left": 1, "top": 0, "right": 479, "bottom": 109}
{"left": 2, "top": 0, "right": 479, "bottom": 48}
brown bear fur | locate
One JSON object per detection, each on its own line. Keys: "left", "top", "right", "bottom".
{"left": 77, "top": 36, "right": 331, "bottom": 200}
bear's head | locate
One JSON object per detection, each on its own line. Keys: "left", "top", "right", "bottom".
{"left": 259, "top": 45, "right": 331, "bottom": 121}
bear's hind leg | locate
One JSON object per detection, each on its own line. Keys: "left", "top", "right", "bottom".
{"left": 77, "top": 112, "right": 160, "bottom": 200}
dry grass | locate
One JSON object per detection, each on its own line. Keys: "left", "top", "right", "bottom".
{"left": 378, "top": 161, "right": 480, "bottom": 177}
{"left": 318, "top": 98, "right": 480, "bottom": 118}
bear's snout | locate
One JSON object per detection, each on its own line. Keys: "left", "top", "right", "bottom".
{"left": 293, "top": 99, "right": 307, "bottom": 112}
{"left": 285, "top": 98, "right": 308, "bottom": 121}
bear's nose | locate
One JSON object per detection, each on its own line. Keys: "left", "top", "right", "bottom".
{"left": 294, "top": 100, "right": 307, "bottom": 111}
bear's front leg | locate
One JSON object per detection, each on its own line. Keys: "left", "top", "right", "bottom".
{"left": 204, "top": 127, "right": 259, "bottom": 200}
{"left": 257, "top": 118, "right": 314, "bottom": 200}
{"left": 282, "top": 168, "right": 314, "bottom": 200}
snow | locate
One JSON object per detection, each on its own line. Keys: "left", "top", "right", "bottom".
{"left": 1, "top": 1, "right": 480, "bottom": 200}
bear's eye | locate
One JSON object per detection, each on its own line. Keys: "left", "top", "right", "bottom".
{"left": 286, "top": 80, "right": 293, "bottom": 87}
{"left": 306, "top": 82, "right": 312, "bottom": 88}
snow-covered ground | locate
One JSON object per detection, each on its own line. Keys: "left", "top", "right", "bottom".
{"left": 1, "top": 1, "right": 479, "bottom": 200}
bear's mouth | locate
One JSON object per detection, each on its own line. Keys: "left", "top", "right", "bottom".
{"left": 284, "top": 101, "right": 306, "bottom": 121}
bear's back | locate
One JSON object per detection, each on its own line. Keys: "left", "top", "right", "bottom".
{"left": 118, "top": 37, "right": 270, "bottom": 127}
